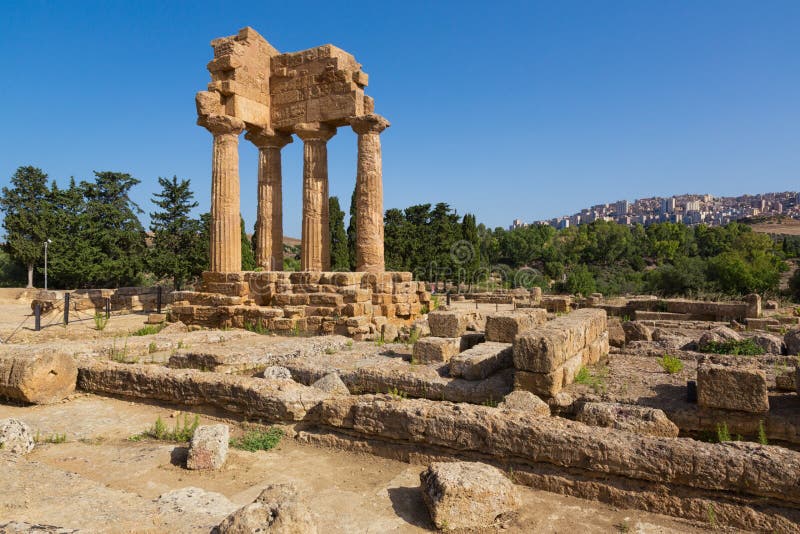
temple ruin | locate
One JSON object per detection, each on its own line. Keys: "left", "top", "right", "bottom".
{"left": 179, "top": 27, "right": 427, "bottom": 334}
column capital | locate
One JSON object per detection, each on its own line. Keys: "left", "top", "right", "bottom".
{"left": 293, "top": 122, "right": 337, "bottom": 142}
{"left": 245, "top": 127, "right": 293, "bottom": 149}
{"left": 198, "top": 114, "right": 245, "bottom": 136}
{"left": 350, "top": 113, "right": 390, "bottom": 135}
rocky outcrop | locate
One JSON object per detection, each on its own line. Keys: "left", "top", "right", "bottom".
{"left": 420, "top": 462, "right": 518, "bottom": 531}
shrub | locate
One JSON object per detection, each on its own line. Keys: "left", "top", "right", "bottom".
{"left": 229, "top": 428, "right": 283, "bottom": 452}
{"left": 716, "top": 422, "right": 731, "bottom": 442}
{"left": 657, "top": 355, "right": 684, "bottom": 374}
{"left": 700, "top": 339, "right": 764, "bottom": 356}
{"left": 132, "top": 413, "right": 199, "bottom": 442}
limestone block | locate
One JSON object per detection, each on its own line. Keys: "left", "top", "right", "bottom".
{"left": 541, "top": 295, "right": 571, "bottom": 313}
{"left": 751, "top": 333, "right": 783, "bottom": 354}
{"left": 697, "top": 364, "right": 769, "bottom": 413}
{"left": 698, "top": 326, "right": 741, "bottom": 350}
{"left": 216, "top": 483, "right": 317, "bottom": 534}
{"left": 575, "top": 402, "right": 679, "bottom": 438}
{"left": 428, "top": 310, "right": 472, "bottom": 338}
{"left": 381, "top": 323, "right": 398, "bottom": 343}
{"left": 0, "top": 418, "right": 35, "bottom": 455}
{"left": 419, "top": 462, "right": 519, "bottom": 531}
{"left": 497, "top": 391, "right": 550, "bottom": 417}
{"left": 449, "top": 342, "right": 513, "bottom": 380}
{"left": 0, "top": 351, "right": 78, "bottom": 404}
{"left": 413, "top": 337, "right": 461, "bottom": 364}
{"left": 622, "top": 321, "right": 651, "bottom": 342}
{"left": 485, "top": 310, "right": 546, "bottom": 343}
{"left": 146, "top": 313, "right": 167, "bottom": 324}
{"left": 187, "top": 424, "right": 229, "bottom": 470}
{"left": 512, "top": 309, "right": 606, "bottom": 373}
{"left": 583, "top": 331, "right": 610, "bottom": 365}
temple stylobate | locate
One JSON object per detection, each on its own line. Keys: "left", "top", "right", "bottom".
{"left": 195, "top": 27, "right": 389, "bottom": 273}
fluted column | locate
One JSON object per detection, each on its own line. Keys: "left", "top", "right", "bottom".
{"left": 294, "top": 123, "right": 336, "bottom": 271}
{"left": 351, "top": 114, "right": 390, "bottom": 273}
{"left": 199, "top": 114, "right": 245, "bottom": 273}
{"left": 245, "top": 129, "right": 293, "bottom": 271}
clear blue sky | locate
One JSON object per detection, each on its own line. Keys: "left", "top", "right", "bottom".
{"left": 2, "top": 0, "right": 798, "bottom": 236}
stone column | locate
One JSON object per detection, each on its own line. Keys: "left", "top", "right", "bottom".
{"left": 294, "top": 123, "right": 336, "bottom": 271}
{"left": 199, "top": 115, "right": 245, "bottom": 273}
{"left": 350, "top": 114, "right": 390, "bottom": 273}
{"left": 245, "top": 129, "right": 293, "bottom": 271}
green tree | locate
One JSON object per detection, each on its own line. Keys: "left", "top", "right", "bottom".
{"left": 241, "top": 216, "right": 256, "bottom": 270}
{"left": 346, "top": 188, "right": 357, "bottom": 270}
{"left": 460, "top": 213, "right": 482, "bottom": 289}
{"left": 79, "top": 171, "right": 147, "bottom": 287}
{"left": 0, "top": 166, "right": 53, "bottom": 287}
{"left": 147, "top": 176, "right": 204, "bottom": 289}
{"left": 47, "top": 178, "right": 95, "bottom": 289}
{"left": 563, "top": 264, "right": 596, "bottom": 296}
{"left": 329, "top": 196, "right": 349, "bottom": 271}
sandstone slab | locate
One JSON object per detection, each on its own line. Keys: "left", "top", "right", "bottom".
{"left": 485, "top": 310, "right": 546, "bottom": 343}
{"left": 427, "top": 310, "right": 472, "bottom": 338}
{"left": 497, "top": 390, "right": 550, "bottom": 417}
{"left": 575, "top": 402, "right": 679, "bottom": 438}
{"left": 0, "top": 350, "right": 78, "bottom": 404}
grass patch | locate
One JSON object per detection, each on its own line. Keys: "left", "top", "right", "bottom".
{"left": 229, "top": 428, "right": 283, "bottom": 452}
{"left": 657, "top": 354, "right": 684, "bottom": 374}
{"left": 387, "top": 386, "right": 408, "bottom": 399}
{"left": 132, "top": 324, "right": 164, "bottom": 336}
{"left": 574, "top": 365, "right": 608, "bottom": 393}
{"left": 244, "top": 320, "right": 271, "bottom": 335}
{"left": 130, "top": 413, "right": 199, "bottom": 442}
{"left": 716, "top": 422, "right": 731, "bottom": 442}
{"left": 700, "top": 339, "right": 764, "bottom": 356}
{"left": 324, "top": 346, "right": 338, "bottom": 355}
{"left": 109, "top": 337, "right": 136, "bottom": 364}
{"left": 35, "top": 431, "right": 66, "bottom": 444}
{"left": 93, "top": 312, "right": 109, "bottom": 331}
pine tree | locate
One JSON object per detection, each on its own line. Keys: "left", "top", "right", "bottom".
{"left": 346, "top": 188, "right": 357, "bottom": 270}
{"left": 0, "top": 166, "right": 53, "bottom": 287}
{"left": 461, "top": 213, "right": 482, "bottom": 290}
{"left": 47, "top": 178, "right": 95, "bottom": 289}
{"left": 148, "top": 176, "right": 204, "bottom": 289}
{"left": 329, "top": 196, "right": 349, "bottom": 271}
{"left": 80, "top": 171, "right": 147, "bottom": 287}
{"left": 241, "top": 215, "right": 256, "bottom": 270}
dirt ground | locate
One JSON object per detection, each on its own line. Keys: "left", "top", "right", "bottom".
{"left": 0, "top": 395, "right": 710, "bottom": 533}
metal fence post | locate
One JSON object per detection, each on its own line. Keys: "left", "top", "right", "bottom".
{"left": 64, "top": 293, "right": 70, "bottom": 325}
{"left": 34, "top": 303, "right": 41, "bottom": 331}
{"left": 105, "top": 298, "right": 111, "bottom": 319}
{"left": 157, "top": 286, "right": 162, "bottom": 314}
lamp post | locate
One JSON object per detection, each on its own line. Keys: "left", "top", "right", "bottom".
{"left": 44, "top": 239, "right": 52, "bottom": 291}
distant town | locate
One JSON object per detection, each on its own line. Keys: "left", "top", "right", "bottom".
{"left": 515, "top": 191, "right": 800, "bottom": 230}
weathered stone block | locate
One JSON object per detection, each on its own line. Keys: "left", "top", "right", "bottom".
{"left": 622, "top": 321, "right": 651, "bottom": 342}
{"left": 485, "top": 310, "right": 546, "bottom": 343}
{"left": 497, "top": 390, "right": 550, "bottom": 416}
{"left": 311, "top": 372, "right": 350, "bottom": 395}
{"left": 697, "top": 364, "right": 769, "bottom": 413}
{"left": 419, "top": 461, "right": 518, "bottom": 531}
{"left": 413, "top": 337, "right": 461, "bottom": 364}
{"left": 459, "top": 332, "right": 485, "bottom": 352}
{"left": 449, "top": 342, "right": 512, "bottom": 380}
{"left": 428, "top": 310, "right": 471, "bottom": 338}
{"left": 187, "top": 424, "right": 229, "bottom": 470}
{"left": 575, "top": 402, "right": 679, "bottom": 438}
{"left": 216, "top": 483, "right": 317, "bottom": 533}
{"left": 0, "top": 351, "right": 78, "bottom": 404}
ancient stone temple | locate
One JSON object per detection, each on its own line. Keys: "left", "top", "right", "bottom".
{"left": 173, "top": 27, "right": 428, "bottom": 336}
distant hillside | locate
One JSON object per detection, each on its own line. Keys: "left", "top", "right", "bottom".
{"left": 745, "top": 216, "right": 800, "bottom": 236}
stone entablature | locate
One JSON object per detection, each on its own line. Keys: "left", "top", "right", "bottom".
{"left": 195, "top": 27, "right": 387, "bottom": 274}
{"left": 170, "top": 271, "right": 431, "bottom": 338}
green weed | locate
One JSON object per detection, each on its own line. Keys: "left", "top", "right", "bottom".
{"left": 244, "top": 320, "right": 271, "bottom": 336}
{"left": 758, "top": 420, "right": 768, "bottom": 445}
{"left": 387, "top": 387, "right": 407, "bottom": 399}
{"left": 229, "top": 428, "right": 283, "bottom": 452}
{"left": 716, "top": 422, "right": 731, "bottom": 443}
{"left": 701, "top": 339, "right": 764, "bottom": 356}
{"left": 657, "top": 354, "right": 684, "bottom": 374}
{"left": 131, "top": 413, "right": 200, "bottom": 442}
{"left": 34, "top": 431, "right": 66, "bottom": 444}
{"left": 94, "top": 312, "right": 109, "bottom": 331}
{"left": 132, "top": 324, "right": 164, "bottom": 336}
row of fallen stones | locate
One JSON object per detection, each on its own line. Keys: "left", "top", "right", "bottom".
{"left": 619, "top": 318, "right": 800, "bottom": 356}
